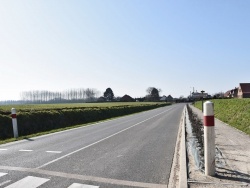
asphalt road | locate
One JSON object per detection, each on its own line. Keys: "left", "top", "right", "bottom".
{"left": 0, "top": 103, "right": 185, "bottom": 188}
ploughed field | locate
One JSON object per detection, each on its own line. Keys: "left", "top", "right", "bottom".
{"left": 194, "top": 99, "right": 250, "bottom": 135}
{"left": 0, "top": 102, "right": 170, "bottom": 142}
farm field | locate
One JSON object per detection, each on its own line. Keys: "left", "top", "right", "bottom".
{"left": 0, "top": 102, "right": 163, "bottom": 111}
{"left": 194, "top": 99, "right": 250, "bottom": 135}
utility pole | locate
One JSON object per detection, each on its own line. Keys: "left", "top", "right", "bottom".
{"left": 201, "top": 90, "right": 205, "bottom": 112}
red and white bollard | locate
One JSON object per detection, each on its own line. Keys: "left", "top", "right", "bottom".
{"left": 11, "top": 108, "right": 18, "bottom": 138}
{"left": 203, "top": 101, "right": 215, "bottom": 176}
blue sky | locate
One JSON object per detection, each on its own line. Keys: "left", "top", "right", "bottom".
{"left": 0, "top": 0, "right": 249, "bottom": 100}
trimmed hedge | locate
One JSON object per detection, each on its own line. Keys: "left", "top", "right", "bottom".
{"left": 0, "top": 103, "right": 169, "bottom": 139}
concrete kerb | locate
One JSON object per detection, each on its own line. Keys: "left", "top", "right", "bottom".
{"left": 168, "top": 106, "right": 187, "bottom": 188}
{"left": 179, "top": 106, "right": 188, "bottom": 188}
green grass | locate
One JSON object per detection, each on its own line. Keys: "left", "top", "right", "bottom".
{"left": 194, "top": 99, "right": 250, "bottom": 135}
{"left": 0, "top": 102, "right": 163, "bottom": 111}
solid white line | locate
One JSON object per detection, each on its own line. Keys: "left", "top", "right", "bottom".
{"left": 19, "top": 150, "right": 33, "bottom": 152}
{"left": 46, "top": 151, "right": 62, "bottom": 154}
{"left": 0, "top": 149, "right": 8, "bottom": 151}
{"left": 68, "top": 183, "right": 99, "bottom": 188}
{"left": 37, "top": 107, "right": 174, "bottom": 169}
{"left": 4, "top": 176, "right": 49, "bottom": 188}
{"left": 0, "top": 172, "right": 8, "bottom": 177}
{"left": 0, "top": 180, "right": 11, "bottom": 186}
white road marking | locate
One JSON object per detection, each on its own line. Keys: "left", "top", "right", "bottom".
{"left": 4, "top": 176, "right": 49, "bottom": 188}
{"left": 0, "top": 166, "right": 167, "bottom": 188}
{"left": 37, "top": 107, "right": 174, "bottom": 169}
{"left": 0, "top": 180, "right": 11, "bottom": 186}
{"left": 46, "top": 151, "right": 62, "bottom": 154}
{"left": 0, "top": 172, "right": 8, "bottom": 177}
{"left": 0, "top": 149, "right": 8, "bottom": 151}
{"left": 19, "top": 150, "right": 33, "bottom": 152}
{"left": 68, "top": 183, "right": 99, "bottom": 188}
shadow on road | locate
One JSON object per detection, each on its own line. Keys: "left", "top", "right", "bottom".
{"left": 24, "top": 138, "right": 34, "bottom": 141}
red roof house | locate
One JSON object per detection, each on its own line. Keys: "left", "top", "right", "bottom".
{"left": 238, "top": 83, "right": 250, "bottom": 98}
{"left": 120, "top": 95, "right": 134, "bottom": 102}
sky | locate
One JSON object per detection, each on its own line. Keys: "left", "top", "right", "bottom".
{"left": 0, "top": 0, "right": 250, "bottom": 101}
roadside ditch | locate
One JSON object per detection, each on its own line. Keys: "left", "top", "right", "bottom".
{"left": 185, "top": 104, "right": 230, "bottom": 188}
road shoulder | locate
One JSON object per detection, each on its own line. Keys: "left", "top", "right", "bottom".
{"left": 188, "top": 105, "right": 250, "bottom": 187}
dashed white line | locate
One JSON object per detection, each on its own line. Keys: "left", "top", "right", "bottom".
{"left": 2, "top": 149, "right": 62, "bottom": 153}
{"left": 46, "top": 151, "right": 62, "bottom": 154}
{"left": 68, "top": 183, "right": 99, "bottom": 188}
{"left": 19, "top": 150, "right": 33, "bottom": 152}
{"left": 0, "top": 172, "right": 8, "bottom": 177}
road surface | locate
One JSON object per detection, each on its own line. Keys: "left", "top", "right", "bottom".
{"left": 0, "top": 103, "right": 185, "bottom": 188}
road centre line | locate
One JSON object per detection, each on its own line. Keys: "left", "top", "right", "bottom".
{"left": 1, "top": 149, "right": 62, "bottom": 153}
{"left": 0, "top": 166, "right": 167, "bottom": 188}
{"left": 46, "top": 151, "right": 62, "bottom": 154}
{"left": 68, "top": 183, "right": 99, "bottom": 188}
{"left": 37, "top": 107, "right": 174, "bottom": 169}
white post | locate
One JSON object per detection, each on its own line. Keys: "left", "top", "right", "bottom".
{"left": 11, "top": 108, "right": 18, "bottom": 138}
{"left": 203, "top": 101, "right": 215, "bottom": 176}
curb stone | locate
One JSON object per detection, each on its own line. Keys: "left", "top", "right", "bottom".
{"left": 168, "top": 106, "right": 188, "bottom": 188}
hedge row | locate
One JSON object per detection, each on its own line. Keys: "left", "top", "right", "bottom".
{"left": 0, "top": 103, "right": 169, "bottom": 140}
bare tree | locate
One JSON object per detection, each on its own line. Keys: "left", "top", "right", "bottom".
{"left": 19, "top": 88, "right": 100, "bottom": 103}
{"left": 146, "top": 87, "right": 161, "bottom": 101}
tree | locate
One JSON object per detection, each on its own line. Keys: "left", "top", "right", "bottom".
{"left": 146, "top": 87, "right": 161, "bottom": 101}
{"left": 104, "top": 88, "right": 114, "bottom": 101}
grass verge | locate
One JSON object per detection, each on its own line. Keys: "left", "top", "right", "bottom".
{"left": 194, "top": 99, "right": 250, "bottom": 135}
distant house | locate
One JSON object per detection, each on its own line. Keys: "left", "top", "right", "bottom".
{"left": 160, "top": 95, "right": 173, "bottom": 102}
{"left": 224, "top": 90, "right": 231, "bottom": 98}
{"left": 238, "top": 83, "right": 250, "bottom": 98}
{"left": 191, "top": 92, "right": 208, "bottom": 100}
{"left": 166, "top": 95, "right": 173, "bottom": 102}
{"left": 97, "top": 97, "right": 106, "bottom": 102}
{"left": 120, "top": 95, "right": 134, "bottom": 102}
{"left": 224, "top": 83, "right": 250, "bottom": 99}
{"left": 224, "top": 88, "right": 238, "bottom": 98}
{"left": 160, "top": 95, "right": 167, "bottom": 101}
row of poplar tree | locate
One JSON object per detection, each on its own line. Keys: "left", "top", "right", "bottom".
{"left": 20, "top": 88, "right": 100, "bottom": 103}
{"left": 18, "top": 87, "right": 160, "bottom": 103}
